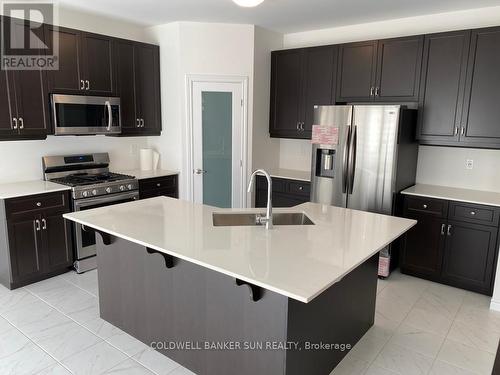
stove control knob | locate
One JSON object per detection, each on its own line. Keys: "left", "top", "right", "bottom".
{"left": 92, "top": 189, "right": 98, "bottom": 196}
{"left": 119, "top": 185, "right": 125, "bottom": 191}
{"left": 105, "top": 187, "right": 112, "bottom": 194}
{"left": 127, "top": 184, "right": 133, "bottom": 190}
{"left": 82, "top": 191, "right": 89, "bottom": 197}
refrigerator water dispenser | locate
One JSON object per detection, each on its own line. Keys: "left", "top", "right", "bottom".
{"left": 315, "top": 149, "right": 335, "bottom": 178}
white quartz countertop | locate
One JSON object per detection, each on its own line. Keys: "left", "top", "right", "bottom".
{"left": 401, "top": 184, "right": 500, "bottom": 208}
{"left": 267, "top": 168, "right": 311, "bottom": 182}
{"left": 64, "top": 198, "right": 415, "bottom": 303}
{"left": 117, "top": 169, "right": 179, "bottom": 180}
{"left": 0, "top": 180, "right": 71, "bottom": 199}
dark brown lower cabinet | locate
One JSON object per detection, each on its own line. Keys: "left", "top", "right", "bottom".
{"left": 401, "top": 213, "right": 445, "bottom": 278}
{"left": 441, "top": 221, "right": 498, "bottom": 293}
{"left": 0, "top": 191, "right": 73, "bottom": 289}
{"left": 255, "top": 176, "right": 310, "bottom": 208}
{"left": 401, "top": 195, "right": 499, "bottom": 295}
{"left": 138, "top": 175, "right": 178, "bottom": 200}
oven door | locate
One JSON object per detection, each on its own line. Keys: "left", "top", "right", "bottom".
{"left": 52, "top": 94, "right": 121, "bottom": 135}
{"left": 73, "top": 191, "right": 139, "bottom": 260}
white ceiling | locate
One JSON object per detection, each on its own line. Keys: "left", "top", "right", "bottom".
{"left": 59, "top": 0, "right": 500, "bottom": 33}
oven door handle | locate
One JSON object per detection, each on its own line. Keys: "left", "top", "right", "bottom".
{"left": 74, "top": 191, "right": 139, "bottom": 210}
{"left": 105, "top": 101, "right": 112, "bottom": 131}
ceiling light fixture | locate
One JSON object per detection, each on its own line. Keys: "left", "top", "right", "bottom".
{"left": 232, "top": 0, "right": 265, "bottom": 7}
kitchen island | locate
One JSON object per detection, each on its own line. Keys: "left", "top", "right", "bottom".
{"left": 64, "top": 197, "right": 416, "bottom": 375}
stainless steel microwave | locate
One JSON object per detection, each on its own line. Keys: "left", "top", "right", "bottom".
{"left": 51, "top": 94, "right": 121, "bottom": 135}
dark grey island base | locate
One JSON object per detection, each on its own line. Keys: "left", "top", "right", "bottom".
{"left": 96, "top": 235, "right": 378, "bottom": 375}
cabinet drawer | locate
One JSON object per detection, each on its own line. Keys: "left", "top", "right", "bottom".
{"left": 449, "top": 202, "right": 500, "bottom": 227}
{"left": 288, "top": 181, "right": 310, "bottom": 197}
{"left": 6, "top": 191, "right": 69, "bottom": 217}
{"left": 404, "top": 196, "right": 448, "bottom": 217}
{"left": 139, "top": 175, "right": 177, "bottom": 192}
{"left": 256, "top": 176, "right": 287, "bottom": 193}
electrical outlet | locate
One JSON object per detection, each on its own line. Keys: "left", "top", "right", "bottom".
{"left": 466, "top": 159, "right": 474, "bottom": 170}
{"left": 130, "top": 144, "right": 138, "bottom": 156}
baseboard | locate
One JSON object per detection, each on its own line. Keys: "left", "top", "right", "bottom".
{"left": 490, "top": 299, "right": 500, "bottom": 312}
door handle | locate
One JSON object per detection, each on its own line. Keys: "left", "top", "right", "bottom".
{"left": 454, "top": 127, "right": 459, "bottom": 136}
{"left": 105, "top": 101, "right": 112, "bottom": 131}
{"left": 12, "top": 118, "right": 18, "bottom": 130}
{"left": 375, "top": 87, "right": 380, "bottom": 97}
{"left": 460, "top": 127, "right": 465, "bottom": 136}
{"left": 447, "top": 224, "right": 452, "bottom": 236}
{"left": 141, "top": 119, "right": 145, "bottom": 128}
{"left": 300, "top": 122, "right": 305, "bottom": 131}
{"left": 136, "top": 118, "right": 140, "bottom": 128}
{"left": 441, "top": 224, "right": 446, "bottom": 236}
{"left": 342, "top": 126, "right": 351, "bottom": 194}
{"left": 370, "top": 87, "right": 374, "bottom": 97}
{"left": 296, "top": 122, "right": 300, "bottom": 130}
{"left": 348, "top": 125, "right": 358, "bottom": 194}
{"left": 194, "top": 168, "right": 207, "bottom": 175}
{"left": 85, "top": 80, "right": 90, "bottom": 90}
{"left": 41, "top": 218, "right": 47, "bottom": 230}
{"left": 18, "top": 117, "right": 24, "bottom": 129}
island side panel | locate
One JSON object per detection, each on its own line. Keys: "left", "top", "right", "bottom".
{"left": 96, "top": 236, "right": 289, "bottom": 375}
{"left": 285, "top": 254, "right": 379, "bottom": 375}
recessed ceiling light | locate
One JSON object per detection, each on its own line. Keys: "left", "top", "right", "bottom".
{"left": 232, "top": 0, "right": 265, "bottom": 7}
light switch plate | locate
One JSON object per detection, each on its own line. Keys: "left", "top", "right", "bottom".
{"left": 466, "top": 159, "right": 474, "bottom": 170}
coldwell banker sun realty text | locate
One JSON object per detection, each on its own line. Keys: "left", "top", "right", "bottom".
{"left": 1, "top": 1, "right": 59, "bottom": 70}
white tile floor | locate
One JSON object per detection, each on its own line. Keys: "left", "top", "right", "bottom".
{"left": 0, "top": 269, "right": 497, "bottom": 375}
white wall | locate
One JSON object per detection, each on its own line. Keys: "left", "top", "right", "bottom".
{"left": 0, "top": 7, "right": 152, "bottom": 184}
{"left": 146, "top": 22, "right": 256, "bottom": 202}
{"left": 252, "top": 27, "right": 282, "bottom": 173}
{"left": 277, "top": 5, "right": 500, "bottom": 173}
{"left": 417, "top": 146, "right": 500, "bottom": 192}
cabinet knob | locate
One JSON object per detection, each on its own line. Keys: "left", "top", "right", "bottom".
{"left": 470, "top": 211, "right": 476, "bottom": 216}
{"left": 422, "top": 204, "right": 428, "bottom": 209}
{"left": 156, "top": 183, "right": 161, "bottom": 187}
{"left": 36, "top": 202, "right": 41, "bottom": 207}
{"left": 299, "top": 186, "right": 303, "bottom": 190}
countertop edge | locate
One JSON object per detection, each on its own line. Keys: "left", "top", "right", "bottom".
{"left": 0, "top": 185, "right": 72, "bottom": 200}
{"left": 401, "top": 185, "right": 500, "bottom": 208}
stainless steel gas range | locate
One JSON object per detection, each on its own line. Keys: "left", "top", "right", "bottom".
{"left": 43, "top": 153, "right": 139, "bottom": 273}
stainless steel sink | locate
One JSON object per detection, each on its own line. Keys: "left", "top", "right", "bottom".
{"left": 212, "top": 212, "right": 314, "bottom": 227}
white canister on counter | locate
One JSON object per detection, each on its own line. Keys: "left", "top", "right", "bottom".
{"left": 140, "top": 149, "right": 160, "bottom": 171}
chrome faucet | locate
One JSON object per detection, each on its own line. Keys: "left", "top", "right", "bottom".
{"left": 247, "top": 169, "right": 273, "bottom": 229}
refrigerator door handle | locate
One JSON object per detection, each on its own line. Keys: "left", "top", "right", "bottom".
{"left": 342, "top": 125, "right": 351, "bottom": 194}
{"left": 348, "top": 125, "right": 358, "bottom": 194}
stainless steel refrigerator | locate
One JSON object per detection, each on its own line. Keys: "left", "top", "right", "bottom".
{"left": 310, "top": 105, "right": 418, "bottom": 275}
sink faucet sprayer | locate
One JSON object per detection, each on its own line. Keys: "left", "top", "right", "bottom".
{"left": 247, "top": 169, "right": 273, "bottom": 230}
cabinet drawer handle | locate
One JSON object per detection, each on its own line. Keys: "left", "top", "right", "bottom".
{"left": 461, "top": 127, "right": 465, "bottom": 136}
{"left": 441, "top": 224, "right": 445, "bottom": 236}
{"left": 34, "top": 219, "right": 41, "bottom": 232}
{"left": 454, "top": 127, "right": 459, "bottom": 136}
{"left": 12, "top": 118, "right": 18, "bottom": 130}
{"left": 375, "top": 87, "right": 380, "bottom": 97}
{"left": 86, "top": 80, "right": 90, "bottom": 90}
{"left": 41, "top": 218, "right": 47, "bottom": 230}
{"left": 370, "top": 87, "right": 374, "bottom": 97}
{"left": 470, "top": 211, "right": 476, "bottom": 216}
{"left": 18, "top": 117, "right": 24, "bottom": 129}
{"left": 36, "top": 202, "right": 42, "bottom": 207}
{"left": 447, "top": 224, "right": 452, "bottom": 236}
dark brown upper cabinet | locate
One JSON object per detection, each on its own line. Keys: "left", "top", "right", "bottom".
{"left": 270, "top": 46, "right": 337, "bottom": 139}
{"left": 337, "top": 36, "right": 423, "bottom": 102}
{"left": 115, "top": 40, "right": 161, "bottom": 136}
{"left": 45, "top": 25, "right": 114, "bottom": 96}
{"left": 417, "top": 31, "right": 471, "bottom": 145}
{"left": 461, "top": 27, "right": 500, "bottom": 148}
{"left": 0, "top": 17, "right": 49, "bottom": 141}
{"left": 375, "top": 36, "right": 423, "bottom": 101}
{"left": 336, "top": 41, "right": 378, "bottom": 102}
